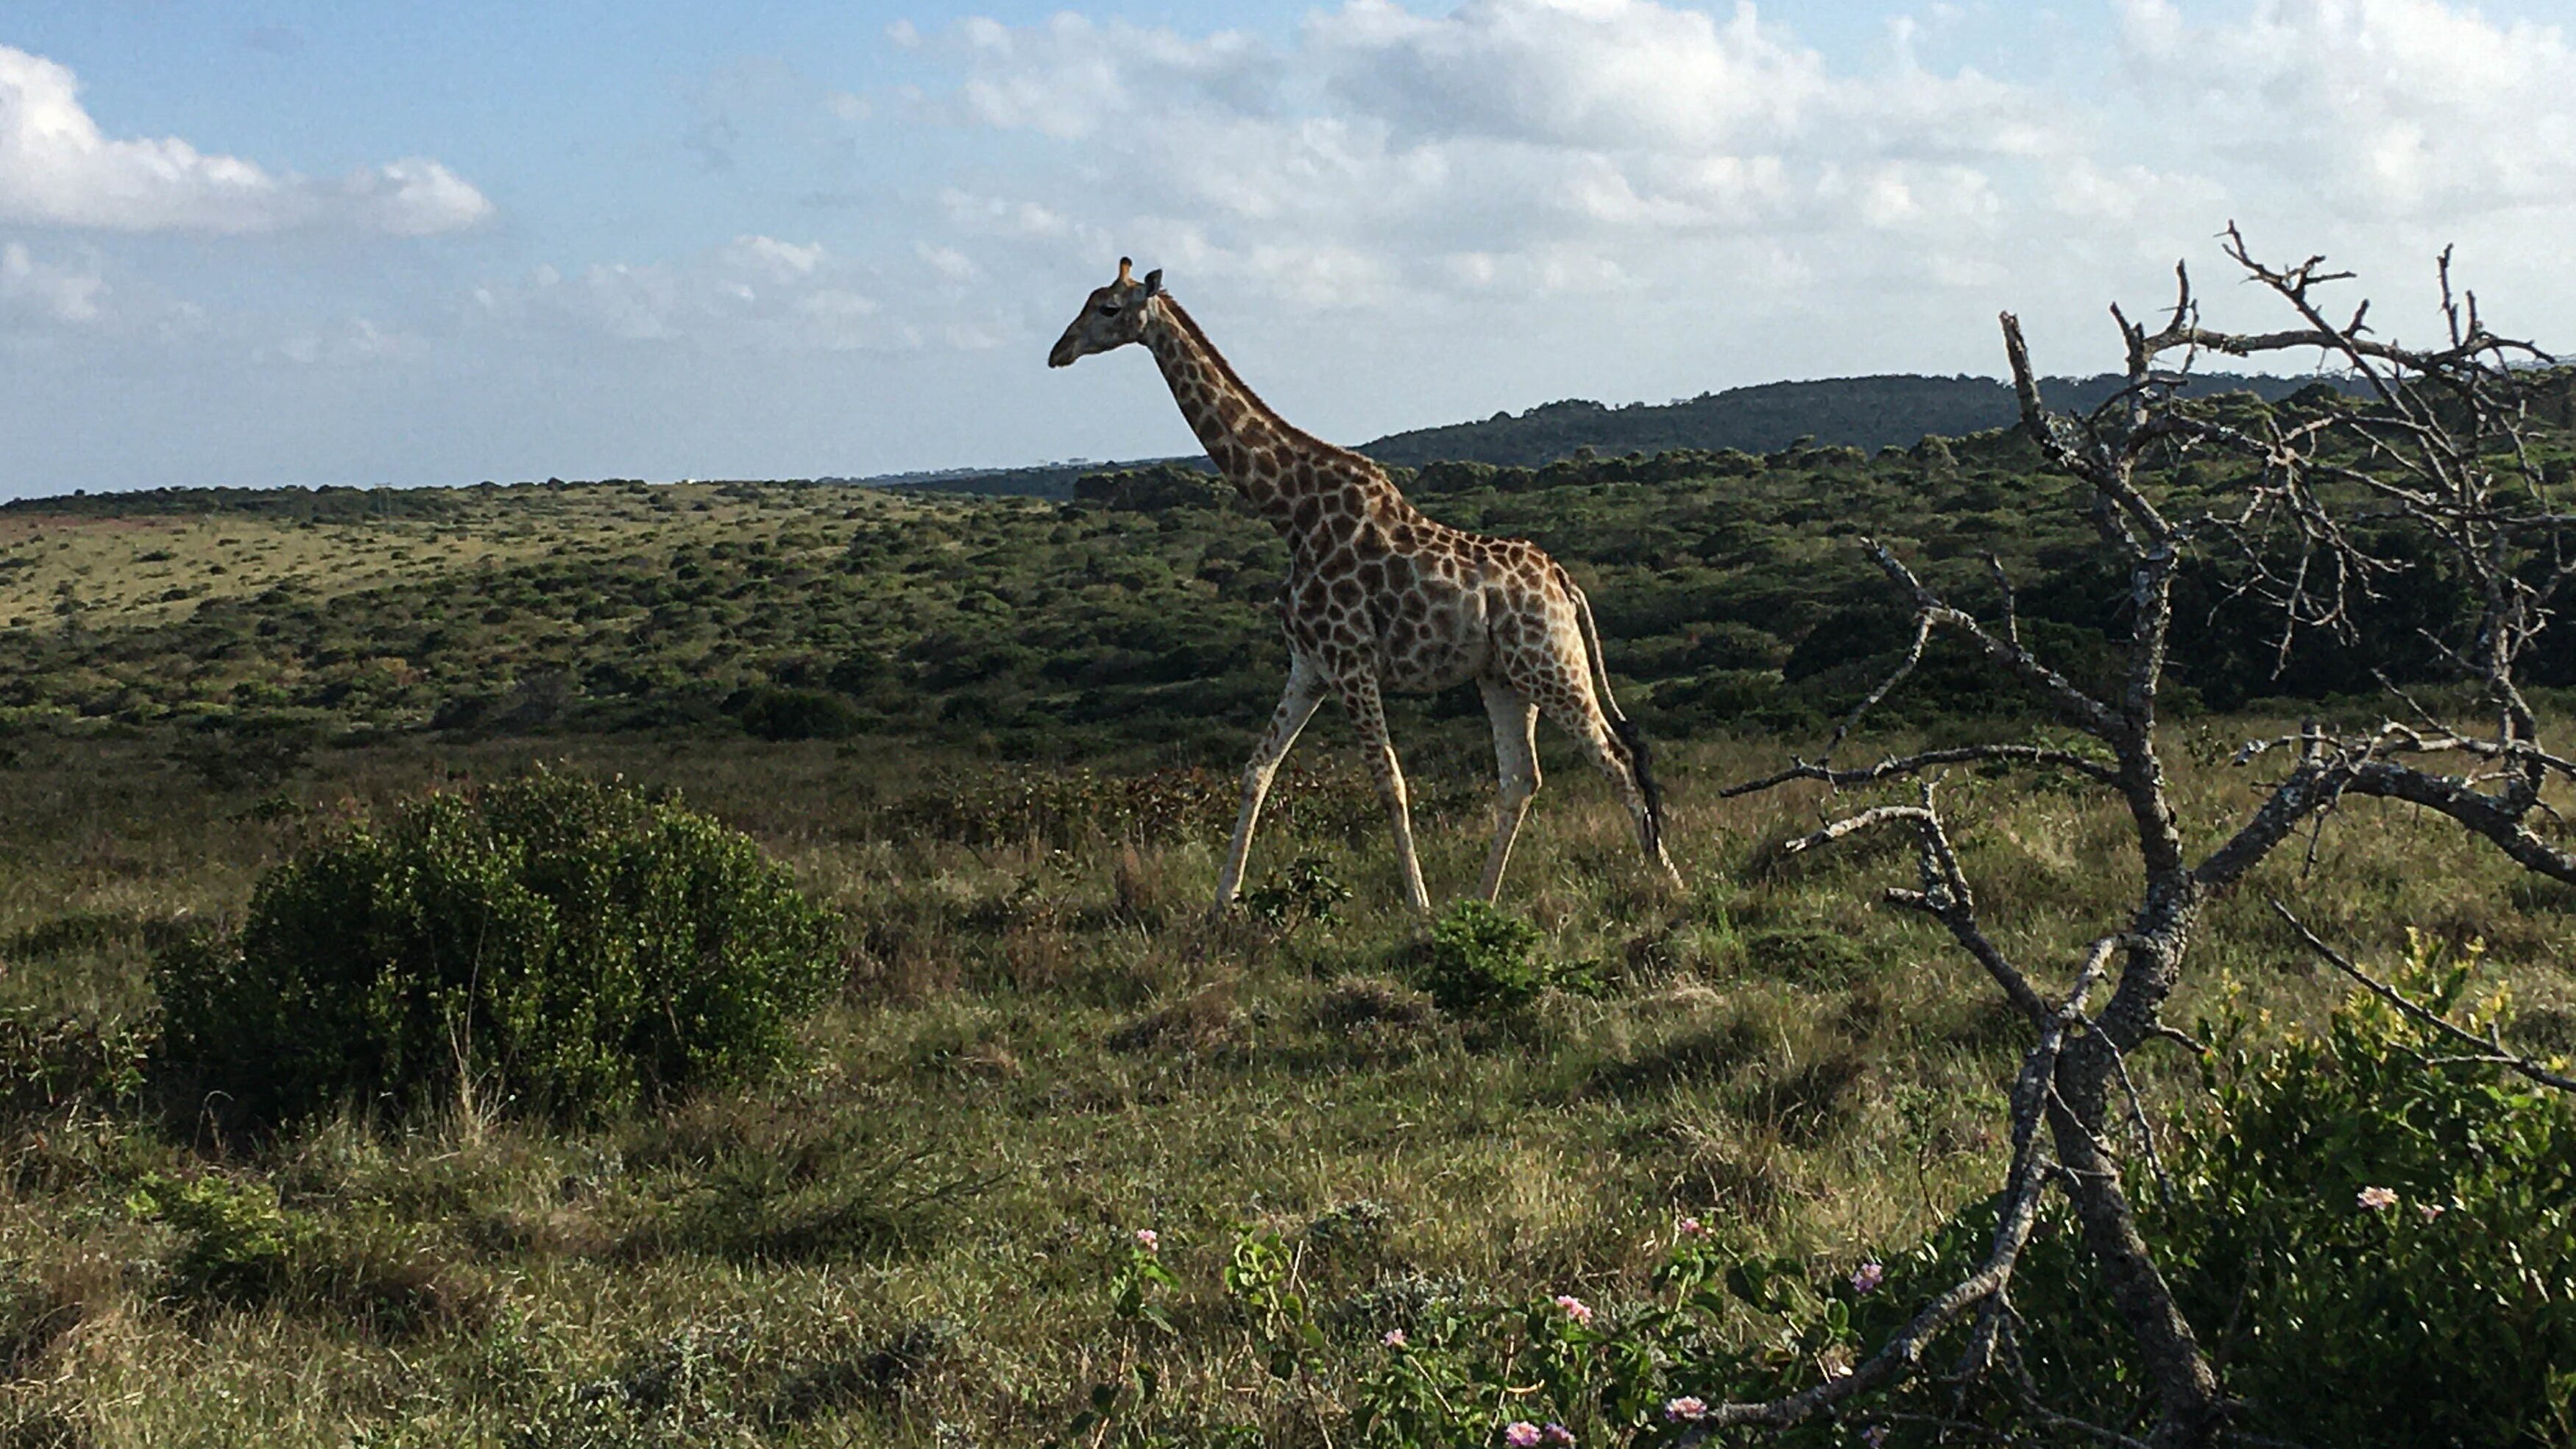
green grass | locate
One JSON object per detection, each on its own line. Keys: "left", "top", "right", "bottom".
{"left": 4, "top": 422, "right": 2573, "bottom": 1441}
{"left": 1, "top": 720, "right": 2570, "bottom": 1445}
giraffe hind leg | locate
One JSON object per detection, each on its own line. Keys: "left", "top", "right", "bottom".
{"left": 1539, "top": 695, "right": 1683, "bottom": 892}
{"left": 1476, "top": 677, "right": 1539, "bottom": 904}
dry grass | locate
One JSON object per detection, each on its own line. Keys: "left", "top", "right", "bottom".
{"left": 0, "top": 721, "right": 2568, "bottom": 1443}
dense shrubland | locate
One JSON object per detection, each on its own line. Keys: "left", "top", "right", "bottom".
{"left": 4, "top": 385, "right": 2571, "bottom": 770}
{"left": 0, "top": 311, "right": 2567, "bottom": 1440}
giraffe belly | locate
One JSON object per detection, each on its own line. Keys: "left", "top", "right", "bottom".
{"left": 1374, "top": 592, "right": 1491, "bottom": 692}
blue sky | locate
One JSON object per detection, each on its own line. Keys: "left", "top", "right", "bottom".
{"left": 6, "top": 0, "right": 2575, "bottom": 495}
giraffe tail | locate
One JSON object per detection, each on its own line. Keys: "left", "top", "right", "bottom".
{"left": 1569, "top": 576, "right": 1666, "bottom": 857}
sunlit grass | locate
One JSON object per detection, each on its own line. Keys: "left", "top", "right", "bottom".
{"left": 1, "top": 723, "right": 2569, "bottom": 1444}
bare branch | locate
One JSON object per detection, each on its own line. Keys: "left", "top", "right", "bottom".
{"left": 1823, "top": 610, "right": 1936, "bottom": 762}
{"left": 2270, "top": 901, "right": 2576, "bottom": 1094}
{"left": 1863, "top": 541, "right": 2120, "bottom": 738}
{"left": 1722, "top": 745, "right": 2119, "bottom": 799}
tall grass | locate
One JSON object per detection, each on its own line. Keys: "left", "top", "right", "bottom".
{"left": 0, "top": 721, "right": 2568, "bottom": 1443}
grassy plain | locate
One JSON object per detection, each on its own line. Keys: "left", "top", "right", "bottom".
{"left": 0, "top": 458, "right": 2572, "bottom": 1445}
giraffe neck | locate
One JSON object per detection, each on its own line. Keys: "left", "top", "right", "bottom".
{"left": 1143, "top": 299, "right": 1337, "bottom": 527}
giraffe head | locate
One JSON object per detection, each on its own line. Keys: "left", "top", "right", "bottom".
{"left": 1047, "top": 257, "right": 1163, "bottom": 368}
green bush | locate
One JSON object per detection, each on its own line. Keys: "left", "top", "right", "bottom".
{"left": 2155, "top": 940, "right": 2576, "bottom": 1445}
{"left": 125, "top": 1172, "right": 484, "bottom": 1333}
{"left": 1825, "top": 935, "right": 2576, "bottom": 1445}
{"left": 1078, "top": 940, "right": 2576, "bottom": 1446}
{"left": 1418, "top": 902, "right": 1593, "bottom": 1017}
{"left": 739, "top": 686, "right": 863, "bottom": 741}
{"left": 153, "top": 769, "right": 841, "bottom": 1124}
{"left": 1241, "top": 855, "right": 1352, "bottom": 930}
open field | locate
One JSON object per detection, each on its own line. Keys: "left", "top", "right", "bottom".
{"left": 2, "top": 402, "right": 2574, "bottom": 1443}
{"left": 1, "top": 715, "right": 2572, "bottom": 1445}
{"left": 0, "top": 483, "right": 930, "bottom": 632}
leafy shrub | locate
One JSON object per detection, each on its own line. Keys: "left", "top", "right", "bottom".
{"left": 738, "top": 686, "right": 863, "bottom": 741}
{"left": 124, "top": 1172, "right": 482, "bottom": 1333}
{"left": 0, "top": 1010, "right": 149, "bottom": 1118}
{"left": 2155, "top": 941, "right": 2576, "bottom": 1445}
{"left": 153, "top": 769, "right": 841, "bottom": 1124}
{"left": 1417, "top": 902, "right": 1594, "bottom": 1017}
{"left": 1819, "top": 936, "right": 2576, "bottom": 1445}
{"left": 127, "top": 1172, "right": 302, "bottom": 1305}
{"left": 1242, "top": 855, "right": 1351, "bottom": 929}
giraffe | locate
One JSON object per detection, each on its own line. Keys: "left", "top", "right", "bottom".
{"left": 1049, "top": 258, "right": 1682, "bottom": 916}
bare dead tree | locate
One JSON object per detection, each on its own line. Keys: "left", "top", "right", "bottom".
{"left": 1702, "top": 227, "right": 2575, "bottom": 1447}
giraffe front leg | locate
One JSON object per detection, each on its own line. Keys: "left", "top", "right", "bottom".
{"left": 1338, "top": 672, "right": 1434, "bottom": 917}
{"left": 1476, "top": 678, "right": 1540, "bottom": 904}
{"left": 1211, "top": 658, "right": 1326, "bottom": 919}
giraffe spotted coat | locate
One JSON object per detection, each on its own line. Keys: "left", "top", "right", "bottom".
{"left": 1050, "top": 258, "right": 1682, "bottom": 915}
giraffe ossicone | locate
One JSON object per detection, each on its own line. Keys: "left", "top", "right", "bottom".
{"left": 1049, "top": 259, "right": 1683, "bottom": 916}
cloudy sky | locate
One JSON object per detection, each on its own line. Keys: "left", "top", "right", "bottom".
{"left": 4, "top": 0, "right": 2572, "bottom": 496}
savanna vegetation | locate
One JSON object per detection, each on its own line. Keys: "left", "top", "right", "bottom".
{"left": 1, "top": 251, "right": 2573, "bottom": 1445}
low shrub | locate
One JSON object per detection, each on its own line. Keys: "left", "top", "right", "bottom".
{"left": 125, "top": 1172, "right": 485, "bottom": 1335}
{"left": 1763, "top": 934, "right": 2576, "bottom": 1445}
{"left": 1056, "top": 938, "right": 2576, "bottom": 1446}
{"left": 152, "top": 768, "right": 841, "bottom": 1125}
{"left": 1241, "top": 855, "right": 1352, "bottom": 929}
{"left": 738, "top": 687, "right": 863, "bottom": 742}
{"left": 0, "top": 1010, "right": 149, "bottom": 1119}
{"left": 1418, "top": 902, "right": 1594, "bottom": 1018}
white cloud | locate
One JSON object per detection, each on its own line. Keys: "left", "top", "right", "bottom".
{"left": 915, "top": 241, "right": 980, "bottom": 282}
{"left": 2115, "top": 0, "right": 2576, "bottom": 216}
{"left": 0, "top": 241, "right": 104, "bottom": 325}
{"left": 725, "top": 234, "right": 829, "bottom": 282}
{"left": 0, "top": 45, "right": 492, "bottom": 234}
{"left": 881, "top": 0, "right": 2576, "bottom": 356}
{"left": 268, "top": 316, "right": 422, "bottom": 366}
{"left": 1306, "top": 0, "right": 1830, "bottom": 153}
{"left": 477, "top": 235, "right": 917, "bottom": 354}
{"left": 894, "top": 0, "right": 2064, "bottom": 327}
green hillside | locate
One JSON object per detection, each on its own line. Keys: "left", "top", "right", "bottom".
{"left": 0, "top": 386, "right": 2560, "bottom": 775}
{"left": 1358, "top": 371, "right": 2366, "bottom": 468}
{"left": 881, "top": 371, "right": 2370, "bottom": 497}
{"left": 1, "top": 376, "right": 2573, "bottom": 1448}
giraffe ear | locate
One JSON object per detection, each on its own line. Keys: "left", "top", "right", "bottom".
{"left": 1142, "top": 269, "right": 1163, "bottom": 297}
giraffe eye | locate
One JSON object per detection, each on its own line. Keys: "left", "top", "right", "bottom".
{"left": 1097, "top": 301, "right": 1122, "bottom": 316}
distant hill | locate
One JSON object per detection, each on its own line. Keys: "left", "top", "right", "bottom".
{"left": 844, "top": 459, "right": 1184, "bottom": 499}
{"left": 1356, "top": 372, "right": 2368, "bottom": 469}
{"left": 879, "top": 370, "right": 2368, "bottom": 498}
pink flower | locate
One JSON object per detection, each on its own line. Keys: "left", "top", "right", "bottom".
{"left": 1542, "top": 1426, "right": 1574, "bottom": 1448}
{"left": 1663, "top": 1396, "right": 1709, "bottom": 1423}
{"left": 1863, "top": 1426, "right": 1891, "bottom": 1448}
{"left": 1676, "top": 1216, "right": 1706, "bottom": 1237}
{"left": 2417, "top": 1201, "right": 2446, "bottom": 1224}
{"left": 1553, "top": 1294, "right": 1594, "bottom": 1326}
{"left": 1133, "top": 1228, "right": 1160, "bottom": 1253}
{"left": 1381, "top": 1328, "right": 1409, "bottom": 1349}
{"left": 2357, "top": 1186, "right": 2399, "bottom": 1211}
{"left": 1504, "top": 1423, "right": 1543, "bottom": 1448}
{"left": 1850, "top": 1261, "right": 1885, "bottom": 1294}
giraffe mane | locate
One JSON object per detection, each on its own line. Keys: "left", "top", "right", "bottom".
{"left": 1158, "top": 297, "right": 1378, "bottom": 473}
